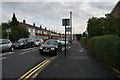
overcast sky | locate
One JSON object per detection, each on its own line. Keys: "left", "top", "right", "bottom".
{"left": 1, "top": 0, "right": 118, "bottom": 34}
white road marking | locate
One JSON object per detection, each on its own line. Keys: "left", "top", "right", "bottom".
{"left": 8, "top": 52, "right": 14, "bottom": 55}
{"left": 19, "top": 49, "right": 37, "bottom": 55}
{"left": 19, "top": 50, "right": 32, "bottom": 55}
{"left": 20, "top": 48, "right": 35, "bottom": 51}
{"left": 0, "top": 57, "right": 7, "bottom": 60}
{"left": 0, "top": 52, "right": 14, "bottom": 57}
{"left": 1, "top": 52, "right": 8, "bottom": 56}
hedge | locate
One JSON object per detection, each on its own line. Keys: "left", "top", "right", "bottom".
{"left": 88, "top": 35, "right": 120, "bottom": 71}
{"left": 80, "top": 37, "right": 86, "bottom": 48}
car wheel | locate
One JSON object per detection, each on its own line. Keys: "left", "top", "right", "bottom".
{"left": 10, "top": 47, "right": 14, "bottom": 52}
{"left": 39, "top": 52, "right": 43, "bottom": 55}
{"left": 32, "top": 44, "right": 34, "bottom": 47}
{"left": 38, "top": 43, "right": 41, "bottom": 46}
{"left": 55, "top": 50, "right": 59, "bottom": 55}
{"left": 24, "top": 45, "right": 27, "bottom": 48}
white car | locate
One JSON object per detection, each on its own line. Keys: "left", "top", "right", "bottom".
{"left": 34, "top": 39, "right": 44, "bottom": 46}
{"left": 0, "top": 39, "right": 14, "bottom": 52}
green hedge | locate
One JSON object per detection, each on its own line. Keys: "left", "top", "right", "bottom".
{"left": 80, "top": 37, "right": 86, "bottom": 48}
{"left": 88, "top": 35, "right": 120, "bottom": 71}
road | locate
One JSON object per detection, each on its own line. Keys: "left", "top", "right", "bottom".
{"left": 1, "top": 47, "right": 54, "bottom": 78}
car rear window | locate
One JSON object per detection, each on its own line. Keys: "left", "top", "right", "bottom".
{"left": 44, "top": 40, "right": 58, "bottom": 45}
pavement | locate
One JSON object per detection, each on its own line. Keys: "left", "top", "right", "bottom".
{"left": 36, "top": 41, "right": 118, "bottom": 79}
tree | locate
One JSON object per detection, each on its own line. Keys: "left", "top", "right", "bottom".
{"left": 10, "top": 13, "right": 19, "bottom": 25}
{"left": 87, "top": 14, "right": 118, "bottom": 38}
{"left": 82, "top": 32, "right": 87, "bottom": 37}
{"left": 1, "top": 13, "right": 29, "bottom": 42}
{"left": 9, "top": 25, "right": 29, "bottom": 42}
{"left": 75, "top": 34, "right": 82, "bottom": 41}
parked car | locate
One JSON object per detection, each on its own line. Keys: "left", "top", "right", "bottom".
{"left": 34, "top": 39, "right": 44, "bottom": 46}
{"left": 0, "top": 39, "right": 14, "bottom": 52}
{"left": 14, "top": 38, "right": 35, "bottom": 48}
{"left": 39, "top": 39, "right": 62, "bottom": 55}
{"left": 58, "top": 38, "right": 70, "bottom": 46}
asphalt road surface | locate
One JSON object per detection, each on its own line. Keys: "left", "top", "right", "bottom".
{"left": 1, "top": 47, "right": 54, "bottom": 78}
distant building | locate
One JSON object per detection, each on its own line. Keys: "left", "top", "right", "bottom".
{"left": 19, "top": 20, "right": 69, "bottom": 41}
{"left": 111, "top": 1, "right": 120, "bottom": 18}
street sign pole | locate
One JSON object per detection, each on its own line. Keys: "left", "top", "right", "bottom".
{"left": 65, "top": 20, "right": 66, "bottom": 56}
{"left": 62, "top": 18, "right": 70, "bottom": 56}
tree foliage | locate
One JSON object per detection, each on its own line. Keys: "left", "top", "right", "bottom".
{"left": 1, "top": 13, "right": 29, "bottom": 42}
{"left": 10, "top": 13, "right": 19, "bottom": 25}
{"left": 75, "top": 34, "right": 82, "bottom": 41}
{"left": 87, "top": 14, "right": 119, "bottom": 38}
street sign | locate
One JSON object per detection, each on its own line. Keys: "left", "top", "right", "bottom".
{"left": 62, "top": 19, "right": 70, "bottom": 26}
{"left": 6, "top": 28, "right": 11, "bottom": 32}
{"left": 66, "top": 27, "right": 72, "bottom": 32}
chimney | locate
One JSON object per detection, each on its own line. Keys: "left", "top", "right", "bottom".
{"left": 33, "top": 23, "right": 35, "bottom": 26}
{"left": 40, "top": 25, "right": 42, "bottom": 28}
{"left": 23, "top": 20, "right": 26, "bottom": 23}
{"left": 45, "top": 27, "right": 46, "bottom": 30}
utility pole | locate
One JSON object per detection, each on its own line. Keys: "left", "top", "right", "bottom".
{"left": 70, "top": 11, "right": 72, "bottom": 42}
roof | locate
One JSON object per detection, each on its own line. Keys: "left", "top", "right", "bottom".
{"left": 111, "top": 1, "right": 120, "bottom": 14}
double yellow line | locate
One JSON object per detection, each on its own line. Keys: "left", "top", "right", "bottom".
{"left": 18, "top": 59, "right": 49, "bottom": 80}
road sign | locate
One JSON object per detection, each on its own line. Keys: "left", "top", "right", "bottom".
{"left": 66, "top": 27, "right": 72, "bottom": 32}
{"left": 62, "top": 19, "right": 70, "bottom": 26}
{"left": 6, "top": 28, "right": 11, "bottom": 32}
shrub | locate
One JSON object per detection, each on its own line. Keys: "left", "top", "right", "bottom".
{"left": 88, "top": 35, "right": 120, "bottom": 71}
{"left": 80, "top": 37, "right": 86, "bottom": 48}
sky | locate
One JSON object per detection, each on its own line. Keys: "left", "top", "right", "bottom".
{"left": 1, "top": 0, "right": 119, "bottom": 34}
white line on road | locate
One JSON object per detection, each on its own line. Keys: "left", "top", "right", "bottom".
{"left": 8, "top": 52, "right": 14, "bottom": 55}
{"left": 0, "top": 52, "right": 14, "bottom": 57}
{"left": 20, "top": 48, "right": 35, "bottom": 51}
{"left": 0, "top": 57, "right": 7, "bottom": 60}
{"left": 19, "top": 49, "right": 37, "bottom": 55}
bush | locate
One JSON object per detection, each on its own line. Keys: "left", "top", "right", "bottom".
{"left": 80, "top": 37, "right": 86, "bottom": 48}
{"left": 88, "top": 35, "right": 120, "bottom": 71}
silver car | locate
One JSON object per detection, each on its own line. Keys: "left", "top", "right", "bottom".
{"left": 34, "top": 39, "right": 44, "bottom": 46}
{"left": 0, "top": 39, "right": 14, "bottom": 52}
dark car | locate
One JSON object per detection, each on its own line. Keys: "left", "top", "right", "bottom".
{"left": 0, "top": 39, "right": 14, "bottom": 52}
{"left": 15, "top": 38, "right": 35, "bottom": 48}
{"left": 39, "top": 39, "right": 62, "bottom": 55}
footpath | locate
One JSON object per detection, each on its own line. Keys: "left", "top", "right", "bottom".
{"left": 36, "top": 41, "right": 118, "bottom": 79}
